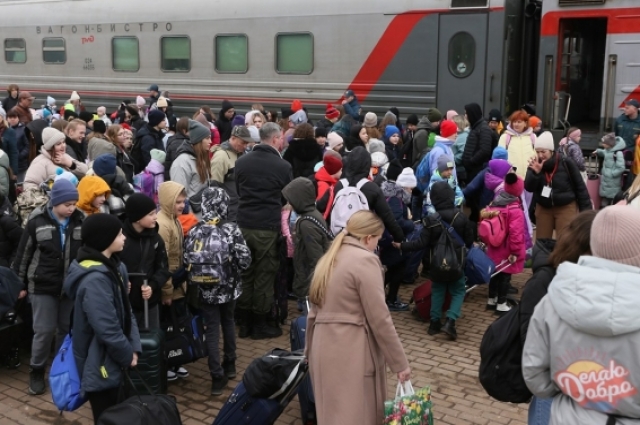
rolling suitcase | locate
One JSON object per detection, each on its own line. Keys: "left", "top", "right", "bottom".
{"left": 290, "top": 301, "right": 316, "bottom": 425}
{"left": 586, "top": 156, "right": 601, "bottom": 209}
{"left": 411, "top": 280, "right": 452, "bottom": 321}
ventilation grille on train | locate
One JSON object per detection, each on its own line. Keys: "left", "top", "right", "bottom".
{"left": 558, "top": 0, "right": 606, "bottom": 6}
{"left": 450, "top": 0, "right": 488, "bottom": 8}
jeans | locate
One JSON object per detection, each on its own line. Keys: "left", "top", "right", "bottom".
{"left": 30, "top": 294, "right": 73, "bottom": 368}
{"left": 528, "top": 396, "right": 552, "bottom": 425}
{"left": 238, "top": 228, "right": 279, "bottom": 314}
{"left": 431, "top": 276, "right": 466, "bottom": 321}
{"left": 489, "top": 272, "right": 511, "bottom": 304}
{"left": 201, "top": 300, "right": 236, "bottom": 379}
{"left": 133, "top": 303, "right": 160, "bottom": 330}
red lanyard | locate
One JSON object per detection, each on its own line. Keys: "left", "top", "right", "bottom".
{"left": 545, "top": 156, "right": 559, "bottom": 186}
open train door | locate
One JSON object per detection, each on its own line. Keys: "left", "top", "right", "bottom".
{"left": 437, "top": 13, "right": 488, "bottom": 114}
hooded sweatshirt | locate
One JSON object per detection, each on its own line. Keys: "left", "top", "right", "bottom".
{"left": 77, "top": 176, "right": 111, "bottom": 216}
{"left": 210, "top": 141, "right": 241, "bottom": 222}
{"left": 157, "top": 181, "right": 186, "bottom": 301}
{"left": 215, "top": 100, "right": 235, "bottom": 142}
{"left": 412, "top": 117, "right": 433, "bottom": 168}
{"left": 523, "top": 256, "right": 640, "bottom": 424}
{"left": 596, "top": 136, "right": 626, "bottom": 199}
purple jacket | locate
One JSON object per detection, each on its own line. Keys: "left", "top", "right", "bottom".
{"left": 145, "top": 159, "right": 165, "bottom": 198}
{"left": 486, "top": 193, "right": 526, "bottom": 275}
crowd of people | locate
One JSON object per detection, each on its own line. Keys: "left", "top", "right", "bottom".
{"left": 1, "top": 82, "right": 640, "bottom": 425}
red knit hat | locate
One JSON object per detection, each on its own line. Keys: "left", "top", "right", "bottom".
{"left": 323, "top": 154, "right": 343, "bottom": 175}
{"left": 325, "top": 104, "right": 340, "bottom": 120}
{"left": 291, "top": 99, "right": 303, "bottom": 112}
{"left": 440, "top": 120, "right": 458, "bottom": 138}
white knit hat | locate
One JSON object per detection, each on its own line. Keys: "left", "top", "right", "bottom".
{"left": 534, "top": 131, "right": 555, "bottom": 151}
{"left": 396, "top": 167, "right": 417, "bottom": 188}
{"left": 327, "top": 132, "right": 343, "bottom": 149}
{"left": 70, "top": 91, "right": 80, "bottom": 101}
{"left": 371, "top": 152, "right": 388, "bottom": 168}
{"left": 136, "top": 96, "right": 146, "bottom": 107}
{"left": 42, "top": 127, "right": 66, "bottom": 150}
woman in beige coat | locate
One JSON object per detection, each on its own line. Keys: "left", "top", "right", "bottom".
{"left": 307, "top": 210, "right": 411, "bottom": 425}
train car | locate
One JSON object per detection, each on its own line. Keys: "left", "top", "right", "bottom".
{"left": 537, "top": 0, "right": 640, "bottom": 150}
{"left": 0, "top": 0, "right": 527, "bottom": 120}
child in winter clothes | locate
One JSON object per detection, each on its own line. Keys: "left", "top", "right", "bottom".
{"left": 424, "top": 155, "right": 464, "bottom": 215}
{"left": 484, "top": 172, "right": 527, "bottom": 313}
{"left": 77, "top": 176, "right": 111, "bottom": 216}
{"left": 594, "top": 133, "right": 626, "bottom": 207}
{"left": 282, "top": 178, "right": 332, "bottom": 311}
{"left": 451, "top": 115, "right": 470, "bottom": 183}
{"left": 313, "top": 152, "right": 343, "bottom": 219}
{"left": 92, "top": 154, "right": 134, "bottom": 200}
{"left": 427, "top": 120, "right": 458, "bottom": 181}
{"left": 395, "top": 181, "right": 474, "bottom": 340}
{"left": 559, "top": 127, "right": 586, "bottom": 180}
{"left": 142, "top": 148, "right": 165, "bottom": 204}
{"left": 463, "top": 148, "right": 510, "bottom": 211}
{"left": 383, "top": 125, "right": 402, "bottom": 161}
{"left": 183, "top": 187, "right": 251, "bottom": 395}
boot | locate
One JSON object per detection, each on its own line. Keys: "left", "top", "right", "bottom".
{"left": 250, "top": 313, "right": 282, "bottom": 340}
{"left": 427, "top": 320, "right": 442, "bottom": 336}
{"left": 29, "top": 367, "right": 46, "bottom": 395}
{"left": 442, "top": 318, "right": 457, "bottom": 341}
{"left": 222, "top": 360, "right": 236, "bottom": 379}
{"left": 211, "top": 374, "right": 229, "bottom": 396}
{"left": 237, "top": 309, "right": 252, "bottom": 339}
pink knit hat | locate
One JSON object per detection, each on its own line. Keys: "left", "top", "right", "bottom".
{"left": 504, "top": 173, "right": 524, "bottom": 197}
{"left": 591, "top": 206, "right": 640, "bottom": 268}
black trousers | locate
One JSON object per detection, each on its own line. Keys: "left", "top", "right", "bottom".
{"left": 384, "top": 261, "right": 406, "bottom": 303}
{"left": 489, "top": 272, "right": 511, "bottom": 304}
{"left": 87, "top": 386, "right": 121, "bottom": 424}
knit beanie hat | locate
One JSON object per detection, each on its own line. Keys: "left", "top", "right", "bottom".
{"left": 148, "top": 110, "right": 166, "bottom": 127}
{"left": 92, "top": 119, "right": 106, "bottom": 134}
{"left": 363, "top": 112, "right": 378, "bottom": 128}
{"left": 125, "top": 193, "right": 157, "bottom": 223}
{"left": 50, "top": 179, "right": 79, "bottom": 206}
{"left": 136, "top": 96, "right": 146, "bottom": 107}
{"left": 437, "top": 155, "right": 455, "bottom": 172}
{"left": 492, "top": 146, "right": 509, "bottom": 160}
{"left": 70, "top": 91, "right": 80, "bottom": 101}
{"left": 157, "top": 97, "right": 168, "bottom": 108}
{"left": 79, "top": 111, "right": 94, "bottom": 124}
{"left": 281, "top": 108, "right": 294, "bottom": 119}
{"left": 427, "top": 108, "right": 442, "bottom": 123}
{"left": 371, "top": 151, "right": 389, "bottom": 168}
{"left": 82, "top": 213, "right": 122, "bottom": 252}
{"left": 386, "top": 159, "right": 403, "bottom": 181}
{"left": 327, "top": 132, "right": 344, "bottom": 149}
{"left": 504, "top": 173, "right": 524, "bottom": 197}
{"left": 529, "top": 116, "right": 541, "bottom": 129}
{"left": 188, "top": 120, "right": 210, "bottom": 145}
{"left": 247, "top": 126, "right": 260, "bottom": 143}
{"left": 446, "top": 110, "right": 458, "bottom": 121}
{"left": 534, "top": 131, "right": 555, "bottom": 151}
{"left": 323, "top": 154, "right": 343, "bottom": 175}
{"left": 489, "top": 159, "right": 512, "bottom": 179}
{"left": 150, "top": 149, "right": 166, "bottom": 164}
{"left": 439, "top": 120, "right": 458, "bottom": 138}
{"left": 384, "top": 125, "right": 400, "bottom": 140}
{"left": 64, "top": 109, "right": 78, "bottom": 121}
{"left": 602, "top": 133, "right": 616, "bottom": 147}
{"left": 406, "top": 114, "right": 419, "bottom": 126}
{"left": 54, "top": 168, "right": 79, "bottom": 186}
{"left": 368, "top": 139, "right": 386, "bottom": 155}
{"left": 291, "top": 99, "right": 303, "bottom": 112}
{"left": 315, "top": 127, "right": 327, "bottom": 138}
{"left": 325, "top": 104, "right": 340, "bottom": 120}
{"left": 47, "top": 96, "right": 56, "bottom": 106}
{"left": 396, "top": 168, "right": 417, "bottom": 188}
{"left": 231, "top": 115, "right": 246, "bottom": 128}
{"left": 92, "top": 153, "right": 117, "bottom": 177}
{"left": 289, "top": 110, "right": 307, "bottom": 126}
{"left": 591, "top": 206, "right": 640, "bottom": 268}
{"left": 42, "top": 127, "right": 65, "bottom": 150}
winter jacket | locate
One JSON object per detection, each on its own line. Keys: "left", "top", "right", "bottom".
{"left": 331, "top": 116, "right": 355, "bottom": 141}
{"left": 485, "top": 192, "right": 526, "bottom": 274}
{"left": 559, "top": 139, "right": 585, "bottom": 172}
{"left": 615, "top": 112, "right": 640, "bottom": 150}
{"left": 498, "top": 127, "right": 536, "bottom": 179}
{"left": 452, "top": 129, "right": 469, "bottom": 166}
{"left": 120, "top": 220, "right": 171, "bottom": 312}
{"left": 170, "top": 143, "right": 208, "bottom": 200}
{"left": 145, "top": 158, "right": 164, "bottom": 197}
{"left": 424, "top": 170, "right": 464, "bottom": 215}
{"left": 100, "top": 173, "right": 133, "bottom": 199}
{"left": 235, "top": 143, "right": 292, "bottom": 230}
{"left": 133, "top": 124, "right": 165, "bottom": 173}
{"left": 63, "top": 249, "right": 141, "bottom": 394}
{"left": 215, "top": 102, "right": 235, "bottom": 142}
{"left": 428, "top": 136, "right": 457, "bottom": 181}
{"left": 316, "top": 147, "right": 404, "bottom": 242}
{"left": 116, "top": 147, "right": 136, "bottom": 183}
{"left": 87, "top": 137, "right": 116, "bottom": 162}
{"left": 184, "top": 187, "right": 251, "bottom": 305}
{"left": 524, "top": 153, "right": 591, "bottom": 211}
{"left": 1, "top": 126, "right": 19, "bottom": 174}
{"left": 2, "top": 95, "right": 18, "bottom": 113}
{"left": 343, "top": 97, "right": 361, "bottom": 120}
{"left": 23, "top": 148, "right": 88, "bottom": 191}
{"left": 65, "top": 136, "right": 87, "bottom": 163}
{"left": 462, "top": 166, "right": 497, "bottom": 211}
{"left": 411, "top": 118, "right": 433, "bottom": 168}
{"left": 157, "top": 181, "right": 186, "bottom": 302}
{"left": 315, "top": 118, "right": 335, "bottom": 132}
{"left": 596, "top": 137, "right": 626, "bottom": 199}
{"left": 0, "top": 196, "right": 23, "bottom": 267}
{"left": 523, "top": 256, "right": 640, "bottom": 424}
{"left": 519, "top": 239, "right": 555, "bottom": 346}
{"left": 283, "top": 137, "right": 323, "bottom": 179}
{"left": 282, "top": 178, "right": 332, "bottom": 297}
{"left": 384, "top": 139, "right": 402, "bottom": 162}
{"left": 13, "top": 205, "right": 84, "bottom": 296}
{"left": 209, "top": 141, "right": 241, "bottom": 222}
{"left": 0, "top": 150, "right": 10, "bottom": 198}
{"left": 12, "top": 124, "right": 29, "bottom": 174}
{"left": 164, "top": 132, "right": 189, "bottom": 181}
{"left": 462, "top": 103, "right": 493, "bottom": 183}
{"left": 379, "top": 181, "right": 414, "bottom": 267}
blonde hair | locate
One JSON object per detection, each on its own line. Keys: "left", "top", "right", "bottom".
{"left": 66, "top": 119, "right": 86, "bottom": 134}
{"left": 309, "top": 211, "right": 384, "bottom": 307}
{"left": 451, "top": 115, "right": 468, "bottom": 132}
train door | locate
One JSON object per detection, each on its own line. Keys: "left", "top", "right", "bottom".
{"left": 555, "top": 18, "right": 607, "bottom": 134}
{"left": 437, "top": 13, "right": 488, "bottom": 113}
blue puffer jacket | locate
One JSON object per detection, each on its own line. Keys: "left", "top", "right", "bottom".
{"left": 596, "top": 136, "right": 626, "bottom": 199}
{"left": 63, "top": 250, "right": 141, "bottom": 394}
{"left": 379, "top": 181, "right": 414, "bottom": 267}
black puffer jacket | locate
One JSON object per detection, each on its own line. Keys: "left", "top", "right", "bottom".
{"left": 13, "top": 205, "right": 84, "bottom": 296}
{"left": 462, "top": 103, "right": 493, "bottom": 183}
{"left": 317, "top": 146, "right": 404, "bottom": 242}
{"left": 519, "top": 239, "right": 556, "bottom": 346}
{"left": 132, "top": 124, "right": 165, "bottom": 173}
{"left": 524, "top": 153, "right": 591, "bottom": 211}
{"left": 283, "top": 138, "right": 323, "bottom": 178}
{"left": 0, "top": 196, "right": 22, "bottom": 267}
{"left": 120, "top": 220, "right": 171, "bottom": 312}
{"left": 101, "top": 173, "right": 134, "bottom": 199}
{"left": 164, "top": 132, "right": 189, "bottom": 180}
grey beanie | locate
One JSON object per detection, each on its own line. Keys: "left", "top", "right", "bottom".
{"left": 437, "top": 155, "right": 455, "bottom": 172}
{"left": 188, "top": 120, "right": 211, "bottom": 145}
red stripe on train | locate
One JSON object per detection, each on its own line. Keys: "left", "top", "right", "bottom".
{"left": 541, "top": 7, "right": 640, "bottom": 37}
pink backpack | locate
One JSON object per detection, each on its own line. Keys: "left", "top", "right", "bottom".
{"left": 505, "top": 132, "right": 535, "bottom": 149}
{"left": 132, "top": 170, "right": 159, "bottom": 204}
{"left": 478, "top": 207, "right": 507, "bottom": 248}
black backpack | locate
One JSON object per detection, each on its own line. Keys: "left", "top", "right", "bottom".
{"left": 243, "top": 349, "right": 308, "bottom": 401}
{"left": 429, "top": 213, "right": 466, "bottom": 282}
{"left": 479, "top": 304, "right": 533, "bottom": 403}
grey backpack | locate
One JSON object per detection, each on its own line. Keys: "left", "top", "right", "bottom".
{"left": 183, "top": 219, "right": 230, "bottom": 285}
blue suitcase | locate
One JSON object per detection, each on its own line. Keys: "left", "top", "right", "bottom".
{"left": 402, "top": 223, "right": 425, "bottom": 283}
{"left": 212, "top": 381, "right": 283, "bottom": 425}
{"left": 290, "top": 312, "right": 316, "bottom": 424}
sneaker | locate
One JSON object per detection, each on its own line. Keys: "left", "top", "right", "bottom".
{"left": 28, "top": 367, "right": 46, "bottom": 395}
{"left": 486, "top": 297, "right": 497, "bottom": 311}
{"left": 387, "top": 301, "right": 409, "bottom": 312}
{"left": 496, "top": 302, "right": 512, "bottom": 314}
{"left": 174, "top": 366, "right": 189, "bottom": 379}
{"left": 211, "top": 375, "right": 229, "bottom": 396}
{"left": 222, "top": 361, "right": 236, "bottom": 379}
{"left": 167, "top": 369, "right": 178, "bottom": 381}
{"left": 427, "top": 320, "right": 442, "bottom": 335}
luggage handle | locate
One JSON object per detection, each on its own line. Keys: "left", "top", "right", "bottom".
{"left": 491, "top": 260, "right": 511, "bottom": 278}
{"left": 127, "top": 273, "right": 150, "bottom": 330}
{"left": 125, "top": 367, "right": 157, "bottom": 398}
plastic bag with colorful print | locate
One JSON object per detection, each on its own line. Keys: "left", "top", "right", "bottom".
{"left": 383, "top": 381, "right": 433, "bottom": 425}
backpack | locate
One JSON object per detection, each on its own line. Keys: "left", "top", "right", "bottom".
{"left": 478, "top": 207, "right": 508, "bottom": 248}
{"left": 242, "top": 348, "right": 307, "bottom": 400}
{"left": 15, "top": 184, "right": 51, "bottom": 227}
{"left": 183, "top": 219, "right": 230, "bottom": 285}
{"left": 132, "top": 170, "right": 159, "bottom": 205}
{"left": 478, "top": 304, "right": 533, "bottom": 403}
{"left": 415, "top": 151, "right": 432, "bottom": 192}
{"left": 329, "top": 178, "right": 369, "bottom": 235}
{"left": 429, "top": 213, "right": 466, "bottom": 282}
{"left": 297, "top": 215, "right": 334, "bottom": 241}
{"left": 49, "top": 333, "right": 87, "bottom": 412}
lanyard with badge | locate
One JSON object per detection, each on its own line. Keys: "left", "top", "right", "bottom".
{"left": 542, "top": 157, "right": 558, "bottom": 198}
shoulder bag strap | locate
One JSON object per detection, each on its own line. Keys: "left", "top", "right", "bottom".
{"left": 356, "top": 178, "right": 368, "bottom": 190}
{"left": 298, "top": 215, "right": 334, "bottom": 240}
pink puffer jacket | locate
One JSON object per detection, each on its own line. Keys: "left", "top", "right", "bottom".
{"left": 486, "top": 199, "right": 527, "bottom": 275}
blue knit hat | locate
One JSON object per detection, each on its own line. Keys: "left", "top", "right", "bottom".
{"left": 50, "top": 179, "right": 79, "bottom": 206}
{"left": 492, "top": 146, "right": 508, "bottom": 160}
{"left": 92, "top": 153, "right": 117, "bottom": 177}
{"left": 385, "top": 125, "right": 400, "bottom": 140}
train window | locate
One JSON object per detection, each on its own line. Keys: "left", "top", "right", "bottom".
{"left": 448, "top": 32, "right": 475, "bottom": 78}
{"left": 450, "top": 0, "right": 488, "bottom": 7}
{"left": 4, "top": 39, "right": 26, "bottom": 63}
{"left": 215, "top": 34, "right": 248, "bottom": 74}
{"left": 161, "top": 36, "right": 190, "bottom": 72}
{"left": 112, "top": 37, "right": 140, "bottom": 72}
{"left": 276, "top": 33, "right": 313, "bottom": 75}
{"left": 43, "top": 38, "right": 66, "bottom": 64}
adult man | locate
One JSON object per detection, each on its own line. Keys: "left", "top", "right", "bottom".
{"left": 235, "top": 122, "right": 292, "bottom": 340}
{"left": 210, "top": 125, "right": 252, "bottom": 222}
{"left": 11, "top": 91, "right": 34, "bottom": 124}
{"left": 615, "top": 99, "right": 640, "bottom": 151}
{"left": 132, "top": 110, "right": 166, "bottom": 172}
{"left": 7, "top": 110, "right": 28, "bottom": 180}
{"left": 148, "top": 84, "right": 160, "bottom": 105}
{"left": 65, "top": 119, "right": 87, "bottom": 163}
